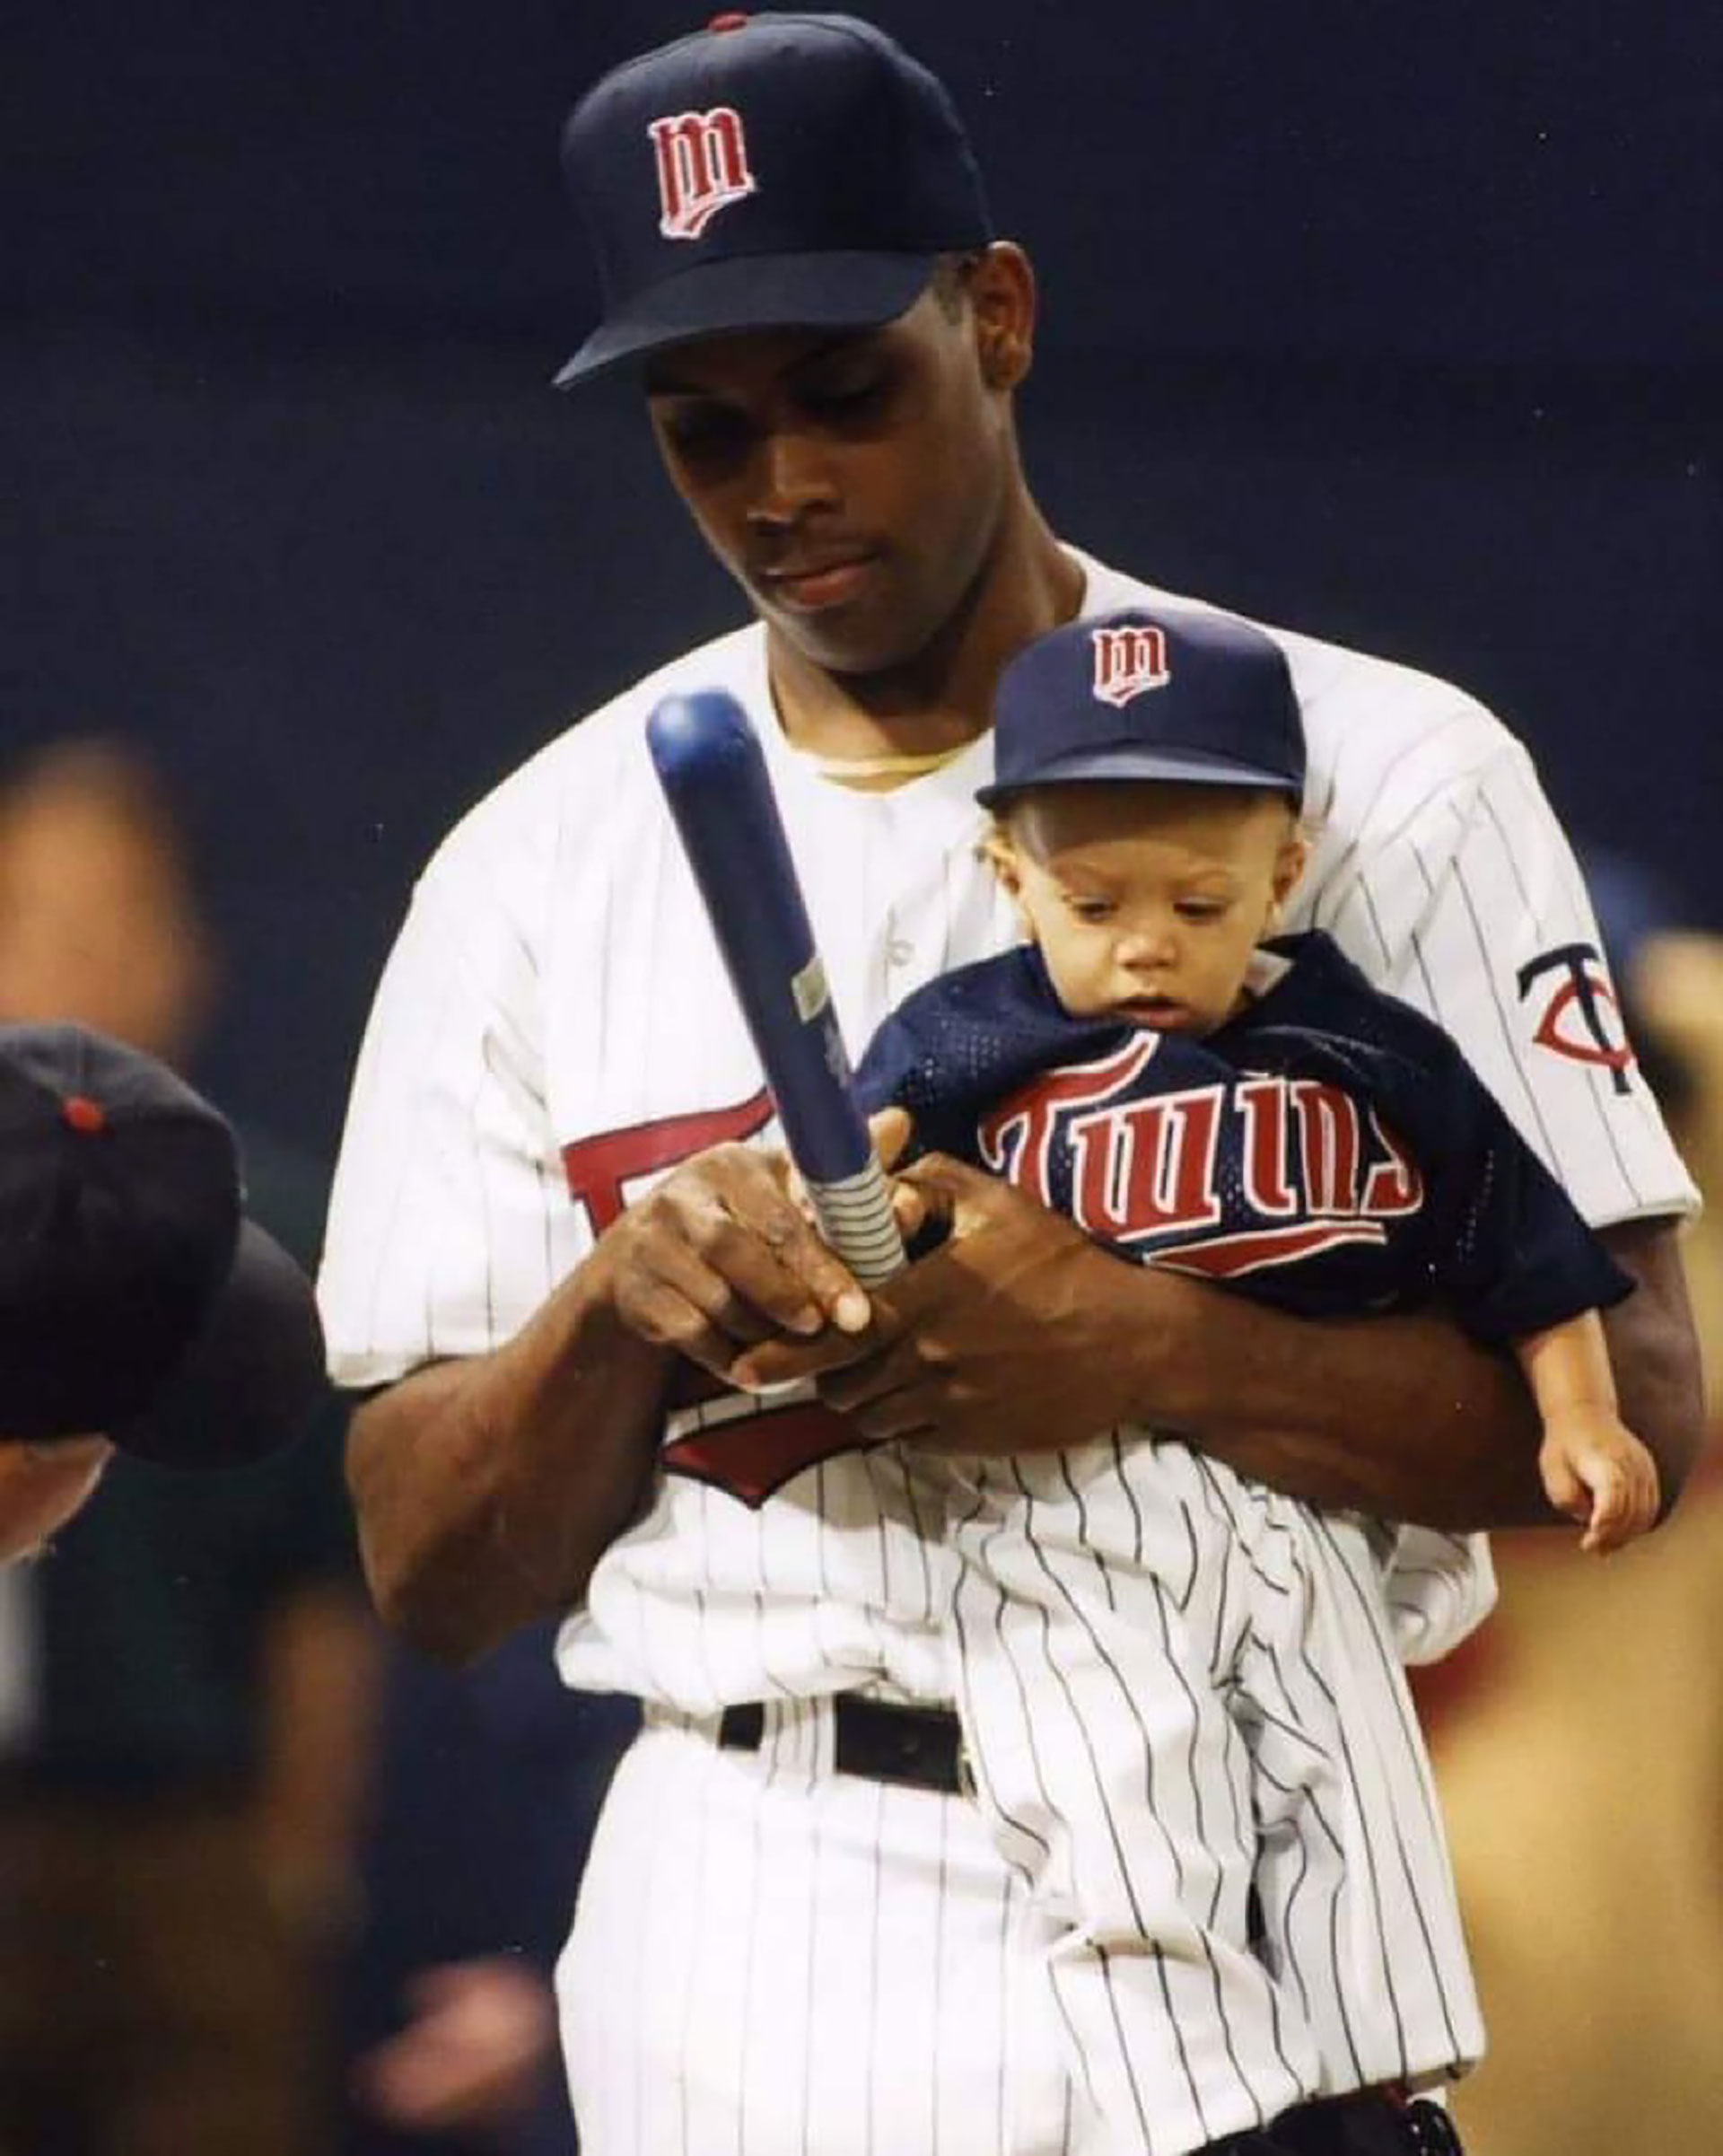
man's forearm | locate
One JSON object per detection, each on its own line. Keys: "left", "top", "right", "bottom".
{"left": 790, "top": 1164, "right": 1566, "bottom": 1525}
{"left": 1592, "top": 1217, "right": 1705, "bottom": 1515}
{"left": 1133, "top": 1270, "right": 1550, "bottom": 1528}
{"left": 346, "top": 1254, "right": 671, "bottom": 1665}
{"left": 346, "top": 1135, "right": 889, "bottom": 1663}
{"left": 784, "top": 1160, "right": 1707, "bottom": 1534}
{"left": 1135, "top": 1218, "right": 1703, "bottom": 1531}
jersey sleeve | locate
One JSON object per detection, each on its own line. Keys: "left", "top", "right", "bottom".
{"left": 1314, "top": 738, "right": 1698, "bottom": 1231}
{"left": 1378, "top": 1021, "right": 1636, "bottom": 1345}
{"left": 852, "top": 1006, "right": 925, "bottom": 1119}
{"left": 852, "top": 975, "right": 1021, "bottom": 1168}
{"left": 317, "top": 851, "right": 576, "bottom": 1391}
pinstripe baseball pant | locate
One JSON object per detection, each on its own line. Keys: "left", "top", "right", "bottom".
{"left": 556, "top": 1705, "right": 1076, "bottom": 2155}
{"left": 947, "top": 1434, "right": 1483, "bottom": 2156}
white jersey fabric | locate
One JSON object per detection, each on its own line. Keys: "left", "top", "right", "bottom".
{"left": 319, "top": 551, "right": 1695, "bottom": 2154}
{"left": 948, "top": 1444, "right": 1483, "bottom": 2154}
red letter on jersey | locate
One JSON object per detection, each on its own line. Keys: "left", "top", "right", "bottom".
{"left": 1360, "top": 1109, "right": 1424, "bottom": 1217}
{"left": 1290, "top": 1081, "right": 1362, "bottom": 1214}
{"left": 1236, "top": 1075, "right": 1299, "bottom": 1217}
{"left": 561, "top": 1090, "right": 774, "bottom": 1234}
{"left": 978, "top": 1036, "right": 1162, "bottom": 1206}
{"left": 1069, "top": 1087, "right": 1224, "bottom": 1245}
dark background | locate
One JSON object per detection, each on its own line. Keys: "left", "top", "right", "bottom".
{"left": 8, "top": 1, "right": 1719, "bottom": 1157}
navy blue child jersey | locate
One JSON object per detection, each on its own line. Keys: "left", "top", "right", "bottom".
{"left": 854, "top": 931, "right": 1631, "bottom": 1343}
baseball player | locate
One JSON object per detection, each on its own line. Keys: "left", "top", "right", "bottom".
{"left": 843, "top": 603, "right": 1658, "bottom": 2153}
{"left": 317, "top": 15, "right": 1703, "bottom": 2156}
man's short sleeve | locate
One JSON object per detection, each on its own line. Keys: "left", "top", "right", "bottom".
{"left": 1314, "top": 738, "right": 1698, "bottom": 1231}
{"left": 318, "top": 859, "right": 587, "bottom": 1391}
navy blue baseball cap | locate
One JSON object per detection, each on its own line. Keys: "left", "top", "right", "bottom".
{"left": 555, "top": 13, "right": 993, "bottom": 387}
{"left": 0, "top": 1025, "right": 328, "bottom": 1468}
{"left": 977, "top": 608, "right": 1308, "bottom": 811}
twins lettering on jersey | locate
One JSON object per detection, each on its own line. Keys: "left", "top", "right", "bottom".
{"left": 976, "top": 1033, "right": 1425, "bottom": 1279}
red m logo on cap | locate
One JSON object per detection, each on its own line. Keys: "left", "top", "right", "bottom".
{"left": 649, "top": 108, "right": 757, "bottom": 240}
{"left": 1091, "top": 624, "right": 1171, "bottom": 708}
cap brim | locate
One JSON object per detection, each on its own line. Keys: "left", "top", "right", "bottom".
{"left": 976, "top": 747, "right": 1303, "bottom": 811}
{"left": 110, "top": 1218, "right": 329, "bottom": 1471}
{"left": 555, "top": 250, "right": 939, "bottom": 387}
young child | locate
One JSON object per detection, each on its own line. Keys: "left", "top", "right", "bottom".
{"left": 853, "top": 606, "right": 1659, "bottom": 2153}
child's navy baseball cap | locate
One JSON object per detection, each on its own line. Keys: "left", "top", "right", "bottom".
{"left": 0, "top": 1024, "right": 327, "bottom": 1468}
{"left": 555, "top": 12, "right": 993, "bottom": 386}
{"left": 977, "top": 608, "right": 1308, "bottom": 811}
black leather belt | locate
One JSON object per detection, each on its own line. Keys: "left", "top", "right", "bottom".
{"left": 1226, "top": 2089, "right": 1464, "bottom": 2154}
{"left": 718, "top": 1695, "right": 970, "bottom": 1796}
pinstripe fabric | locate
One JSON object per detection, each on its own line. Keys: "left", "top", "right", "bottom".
{"left": 947, "top": 1442, "right": 1482, "bottom": 2156}
{"left": 557, "top": 1712, "right": 1072, "bottom": 2156}
{"left": 318, "top": 549, "right": 1693, "bottom": 2155}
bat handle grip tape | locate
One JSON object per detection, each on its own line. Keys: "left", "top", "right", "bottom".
{"left": 803, "top": 1157, "right": 905, "bottom": 1286}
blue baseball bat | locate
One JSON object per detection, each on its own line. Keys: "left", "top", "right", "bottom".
{"left": 646, "top": 690, "right": 905, "bottom": 1285}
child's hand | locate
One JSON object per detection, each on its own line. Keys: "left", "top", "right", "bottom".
{"left": 1538, "top": 1409, "right": 1662, "bottom": 1555}
{"left": 785, "top": 1106, "right": 928, "bottom": 1240}
{"left": 870, "top": 1106, "right": 940, "bottom": 1242}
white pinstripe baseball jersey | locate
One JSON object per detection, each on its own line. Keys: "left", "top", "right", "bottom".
{"left": 318, "top": 549, "right": 1695, "bottom": 2153}
{"left": 319, "top": 546, "right": 1693, "bottom": 1710}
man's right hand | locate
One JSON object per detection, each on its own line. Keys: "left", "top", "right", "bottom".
{"left": 599, "top": 1142, "right": 874, "bottom": 1385}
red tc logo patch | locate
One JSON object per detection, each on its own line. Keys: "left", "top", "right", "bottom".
{"left": 1517, "top": 942, "right": 1636, "bottom": 1095}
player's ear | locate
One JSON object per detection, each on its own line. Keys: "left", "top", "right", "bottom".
{"left": 1266, "top": 821, "right": 1308, "bottom": 926}
{"left": 978, "top": 822, "right": 1020, "bottom": 890}
{"left": 966, "top": 243, "right": 1036, "bottom": 391}
{"left": 979, "top": 822, "right": 1036, "bottom": 936}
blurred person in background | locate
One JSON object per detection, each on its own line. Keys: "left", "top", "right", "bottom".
{"left": 0, "top": 1014, "right": 333, "bottom": 1567}
{"left": 339, "top": 1626, "right": 635, "bottom": 2156}
{"left": 0, "top": 741, "right": 380, "bottom": 2156}
{"left": 1430, "top": 850, "right": 1723, "bottom": 2155}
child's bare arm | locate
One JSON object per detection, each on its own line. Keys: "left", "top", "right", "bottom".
{"left": 1518, "top": 1312, "right": 1662, "bottom": 1554}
